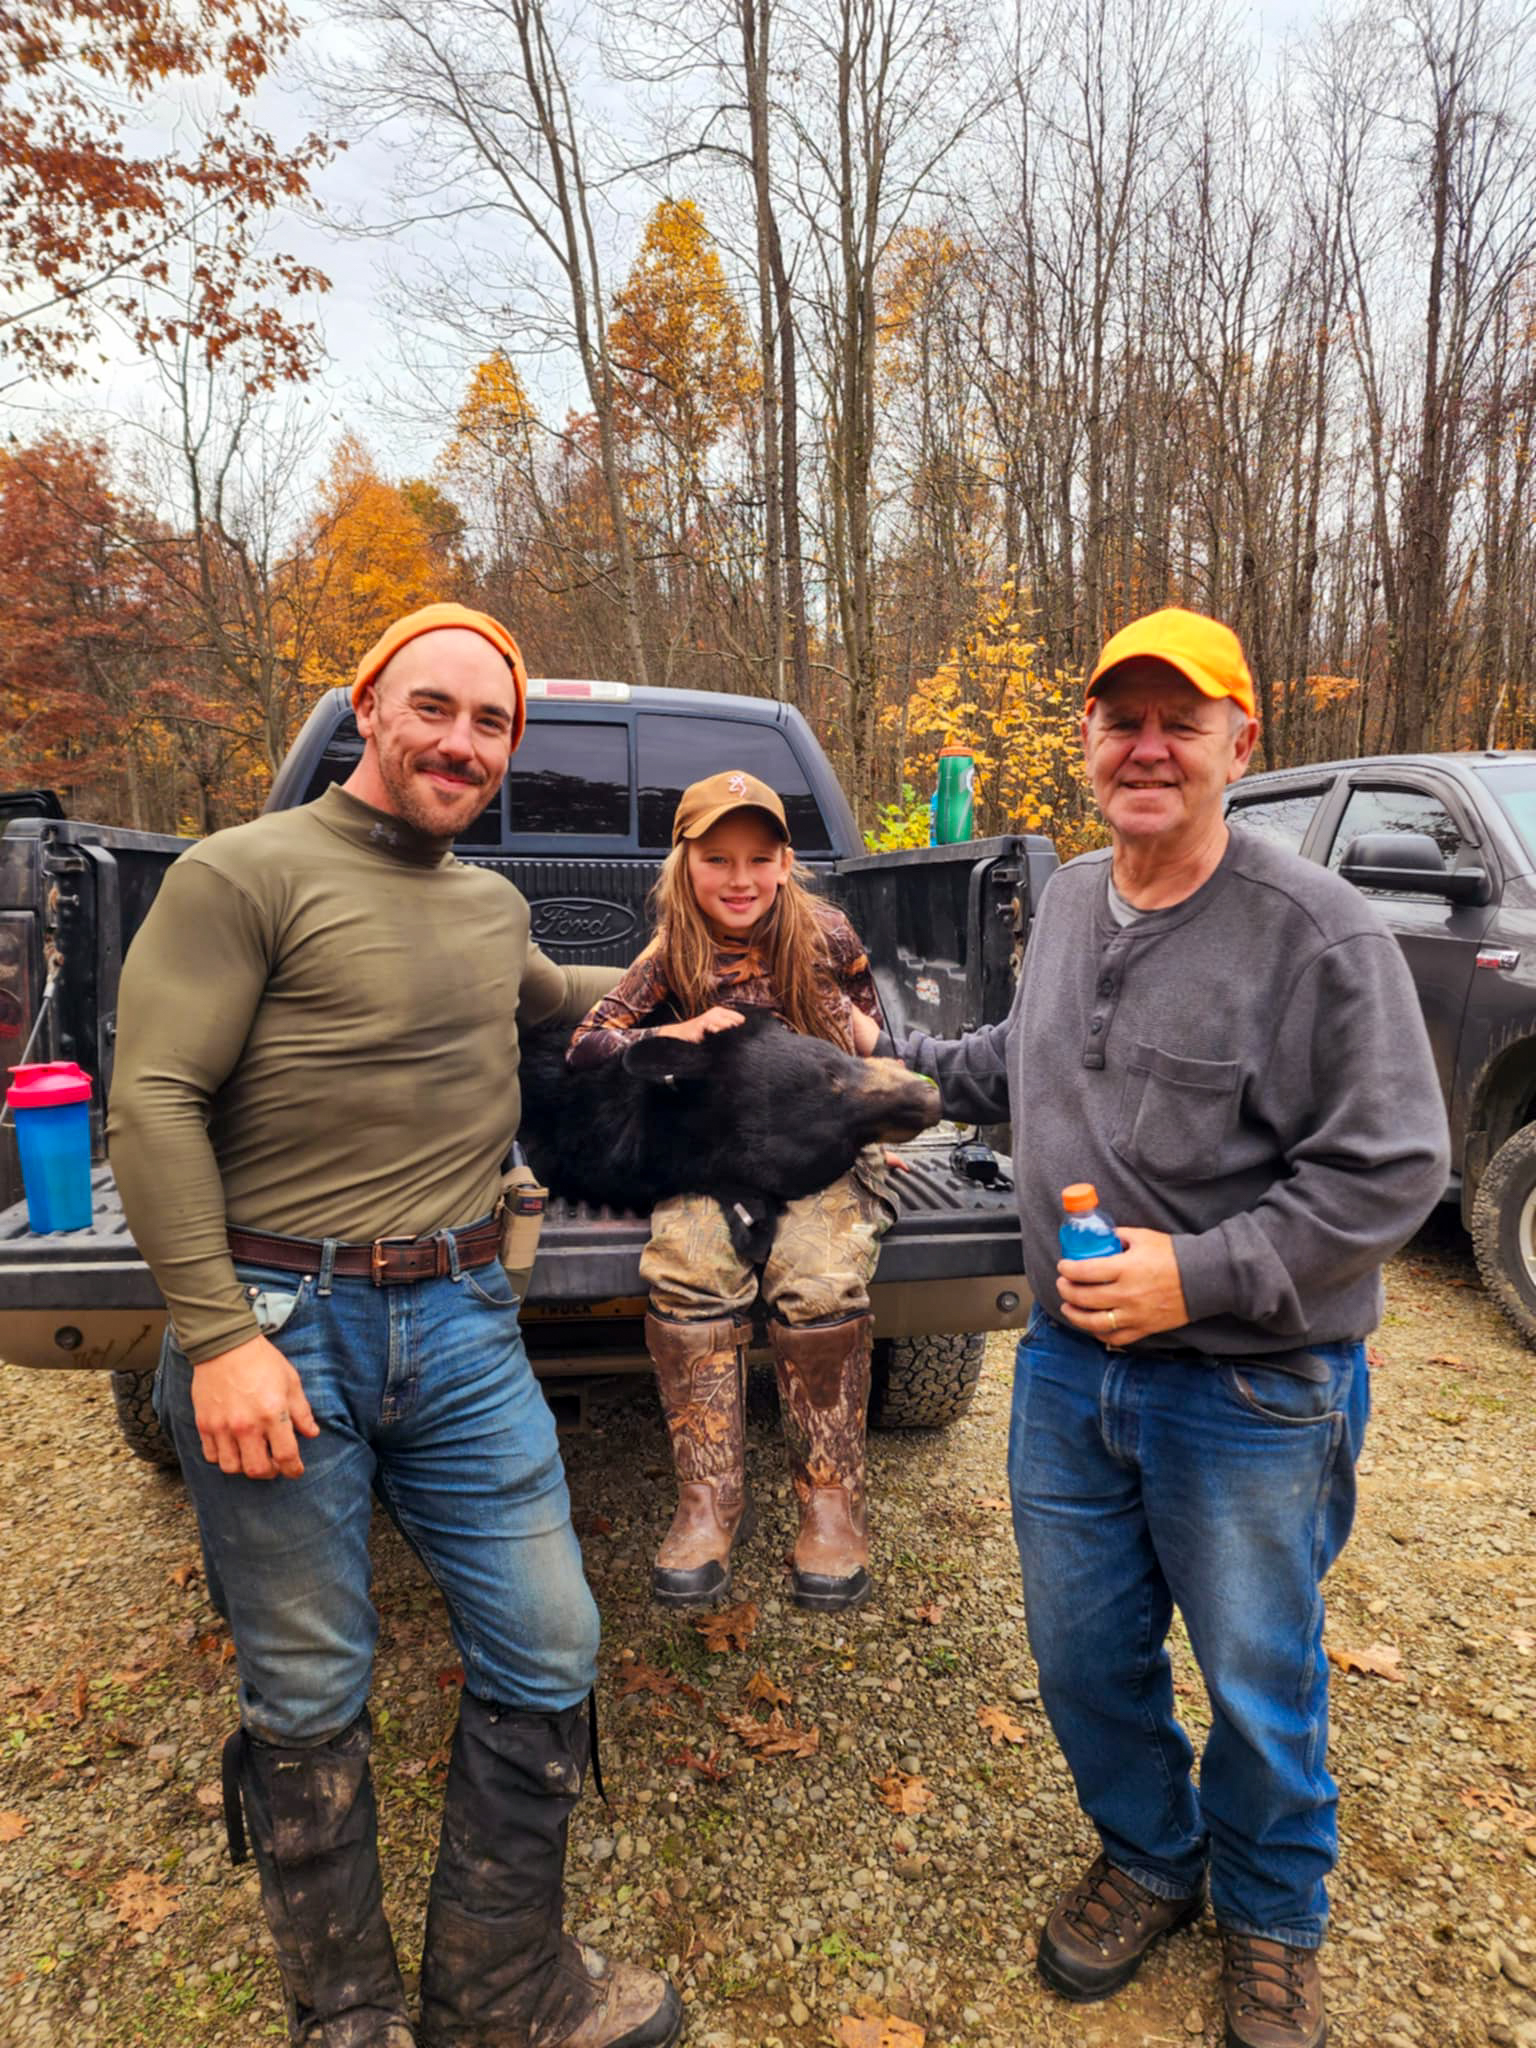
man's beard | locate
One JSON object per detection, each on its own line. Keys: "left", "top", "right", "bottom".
{"left": 377, "top": 741, "right": 495, "bottom": 839}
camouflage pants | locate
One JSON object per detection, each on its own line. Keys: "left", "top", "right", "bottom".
{"left": 640, "top": 1148, "right": 896, "bottom": 1324}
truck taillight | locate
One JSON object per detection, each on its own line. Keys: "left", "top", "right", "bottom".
{"left": 0, "top": 914, "right": 35, "bottom": 1043}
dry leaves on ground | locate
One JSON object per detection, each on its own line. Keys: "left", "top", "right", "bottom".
{"left": 912, "top": 1601, "right": 945, "bottom": 1626}
{"left": 667, "top": 1746, "right": 731, "bottom": 1782}
{"left": 1511, "top": 1630, "right": 1535, "bottom": 1656}
{"left": 873, "top": 1770, "right": 933, "bottom": 1815}
{"left": 718, "top": 1707, "right": 820, "bottom": 1759}
{"left": 109, "top": 1869, "right": 184, "bottom": 1934}
{"left": 1326, "top": 1640, "right": 1405, "bottom": 1682}
{"left": 835, "top": 2014, "right": 927, "bottom": 2046}
{"left": 0, "top": 1812, "right": 29, "bottom": 1843}
{"left": 973, "top": 1496, "right": 1009, "bottom": 1512}
{"left": 743, "top": 1668, "right": 791, "bottom": 1706}
{"left": 694, "top": 1601, "right": 758, "bottom": 1653}
{"left": 167, "top": 1562, "right": 200, "bottom": 1589}
{"left": 977, "top": 1704, "right": 1027, "bottom": 1746}
{"left": 1462, "top": 1783, "right": 1536, "bottom": 1834}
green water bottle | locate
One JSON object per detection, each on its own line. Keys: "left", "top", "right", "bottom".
{"left": 934, "top": 746, "right": 975, "bottom": 844}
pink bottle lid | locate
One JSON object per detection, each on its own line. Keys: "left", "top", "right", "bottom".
{"left": 6, "top": 1061, "right": 92, "bottom": 1110}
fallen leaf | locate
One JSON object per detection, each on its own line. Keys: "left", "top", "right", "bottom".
{"left": 719, "top": 1707, "right": 820, "bottom": 1759}
{"left": 1428, "top": 1352, "right": 1471, "bottom": 1371}
{"left": 167, "top": 1561, "right": 200, "bottom": 1590}
{"left": 913, "top": 1601, "right": 945, "bottom": 1626}
{"left": 744, "top": 1668, "right": 791, "bottom": 1706}
{"left": 1326, "top": 1640, "right": 1405, "bottom": 1682}
{"left": 108, "top": 1869, "right": 184, "bottom": 1934}
{"left": 978, "top": 1703, "right": 1027, "bottom": 1746}
{"left": 573, "top": 1511, "right": 613, "bottom": 1537}
{"left": 1511, "top": 1630, "right": 1535, "bottom": 1656}
{"left": 69, "top": 1672, "right": 88, "bottom": 1726}
{"left": 195, "top": 1784, "right": 223, "bottom": 1808}
{"left": 694, "top": 1600, "right": 758, "bottom": 1654}
{"left": 435, "top": 1666, "right": 465, "bottom": 1690}
{"left": 872, "top": 1770, "right": 933, "bottom": 1815}
{"left": 835, "top": 2015, "right": 927, "bottom": 2047}
{"left": 618, "top": 1661, "right": 681, "bottom": 1700}
{"left": 0, "top": 1812, "right": 29, "bottom": 1843}
{"left": 1462, "top": 1783, "right": 1536, "bottom": 1833}
{"left": 1366, "top": 1344, "right": 1386, "bottom": 1368}
{"left": 667, "top": 1746, "right": 732, "bottom": 1782}
{"left": 974, "top": 1495, "right": 1009, "bottom": 1512}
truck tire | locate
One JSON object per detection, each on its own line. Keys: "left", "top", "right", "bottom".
{"left": 110, "top": 1369, "right": 180, "bottom": 1471}
{"left": 869, "top": 1332, "right": 985, "bottom": 1429}
{"left": 1471, "top": 1121, "right": 1536, "bottom": 1345}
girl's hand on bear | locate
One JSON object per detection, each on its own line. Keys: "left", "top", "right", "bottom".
{"left": 848, "top": 1007, "right": 881, "bottom": 1055}
{"left": 656, "top": 1005, "right": 748, "bottom": 1044}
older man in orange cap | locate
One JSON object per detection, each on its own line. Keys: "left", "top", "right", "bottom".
{"left": 109, "top": 605, "right": 682, "bottom": 2047}
{"left": 885, "top": 608, "right": 1448, "bottom": 2048}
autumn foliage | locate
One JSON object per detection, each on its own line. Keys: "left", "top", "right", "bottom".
{"left": 1, "top": 0, "right": 330, "bottom": 388}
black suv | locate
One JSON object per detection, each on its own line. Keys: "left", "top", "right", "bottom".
{"left": 1227, "top": 750, "right": 1536, "bottom": 1341}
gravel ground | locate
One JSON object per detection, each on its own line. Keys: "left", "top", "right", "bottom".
{"left": 2, "top": 1213, "right": 1534, "bottom": 2048}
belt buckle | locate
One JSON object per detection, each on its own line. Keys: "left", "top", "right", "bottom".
{"left": 370, "top": 1236, "right": 420, "bottom": 1287}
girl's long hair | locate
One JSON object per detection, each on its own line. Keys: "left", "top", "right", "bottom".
{"left": 649, "top": 842, "right": 850, "bottom": 1049}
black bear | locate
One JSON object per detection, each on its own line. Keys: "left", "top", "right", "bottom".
{"left": 516, "top": 1009, "right": 941, "bottom": 1260}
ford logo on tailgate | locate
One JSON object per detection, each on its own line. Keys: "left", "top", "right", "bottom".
{"left": 530, "top": 898, "right": 639, "bottom": 947}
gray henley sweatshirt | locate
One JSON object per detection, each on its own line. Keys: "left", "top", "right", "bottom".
{"left": 897, "top": 831, "right": 1450, "bottom": 1356}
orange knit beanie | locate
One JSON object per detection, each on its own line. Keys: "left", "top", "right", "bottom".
{"left": 351, "top": 603, "right": 527, "bottom": 752}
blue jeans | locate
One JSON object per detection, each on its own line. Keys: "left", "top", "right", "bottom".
{"left": 1008, "top": 1309, "right": 1369, "bottom": 1948}
{"left": 155, "top": 1253, "right": 600, "bottom": 1747}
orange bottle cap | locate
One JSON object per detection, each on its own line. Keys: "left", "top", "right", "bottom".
{"left": 1061, "top": 1183, "right": 1099, "bottom": 1212}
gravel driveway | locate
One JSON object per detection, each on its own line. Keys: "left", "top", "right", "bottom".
{"left": 2, "top": 1214, "right": 1533, "bottom": 2048}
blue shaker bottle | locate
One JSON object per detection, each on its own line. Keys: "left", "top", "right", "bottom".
{"left": 6, "top": 1061, "right": 94, "bottom": 1233}
{"left": 1059, "top": 1181, "right": 1124, "bottom": 1260}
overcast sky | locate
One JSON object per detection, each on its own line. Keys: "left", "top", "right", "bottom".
{"left": 13, "top": 0, "right": 1325, "bottom": 493}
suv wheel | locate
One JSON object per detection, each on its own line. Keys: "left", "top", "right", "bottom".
{"left": 869, "top": 1332, "right": 985, "bottom": 1429}
{"left": 1471, "top": 1121, "right": 1536, "bottom": 1344}
{"left": 110, "top": 1368, "right": 180, "bottom": 1471}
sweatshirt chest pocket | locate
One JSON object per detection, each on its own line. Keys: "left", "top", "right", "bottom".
{"left": 1111, "top": 1045, "right": 1242, "bottom": 1184}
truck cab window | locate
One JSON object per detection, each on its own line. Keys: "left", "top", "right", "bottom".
{"left": 637, "top": 715, "right": 833, "bottom": 852}
{"left": 1326, "top": 787, "right": 1462, "bottom": 873}
{"left": 1226, "top": 790, "right": 1325, "bottom": 853}
{"left": 506, "top": 720, "right": 629, "bottom": 838}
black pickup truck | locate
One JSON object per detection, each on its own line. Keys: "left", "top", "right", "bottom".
{"left": 1, "top": 682, "right": 1054, "bottom": 1465}
{"left": 1226, "top": 749, "right": 1536, "bottom": 1340}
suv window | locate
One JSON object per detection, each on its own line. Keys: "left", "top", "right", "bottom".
{"left": 1227, "top": 788, "right": 1326, "bottom": 853}
{"left": 1327, "top": 786, "right": 1462, "bottom": 878}
{"left": 637, "top": 714, "right": 832, "bottom": 851}
{"left": 506, "top": 719, "right": 629, "bottom": 838}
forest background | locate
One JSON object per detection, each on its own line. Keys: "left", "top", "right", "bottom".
{"left": 5, "top": 0, "right": 1536, "bottom": 856}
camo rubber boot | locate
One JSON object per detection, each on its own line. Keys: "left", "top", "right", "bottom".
{"left": 646, "top": 1309, "right": 755, "bottom": 1610}
{"left": 419, "top": 1692, "right": 682, "bottom": 2048}
{"left": 770, "top": 1311, "right": 874, "bottom": 1612}
{"left": 222, "top": 1711, "right": 415, "bottom": 2046}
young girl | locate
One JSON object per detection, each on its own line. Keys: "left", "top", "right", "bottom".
{"left": 568, "top": 769, "right": 894, "bottom": 1614}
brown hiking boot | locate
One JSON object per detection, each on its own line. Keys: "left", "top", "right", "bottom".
{"left": 1037, "top": 1854, "right": 1205, "bottom": 2001}
{"left": 646, "top": 1311, "right": 754, "bottom": 1609}
{"left": 770, "top": 1312, "right": 874, "bottom": 1613}
{"left": 1220, "top": 1933, "right": 1326, "bottom": 2048}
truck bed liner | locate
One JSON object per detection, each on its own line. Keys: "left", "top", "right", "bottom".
{"left": 0, "top": 1141, "right": 1024, "bottom": 1313}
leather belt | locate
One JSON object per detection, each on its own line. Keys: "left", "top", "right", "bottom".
{"left": 227, "top": 1214, "right": 502, "bottom": 1286}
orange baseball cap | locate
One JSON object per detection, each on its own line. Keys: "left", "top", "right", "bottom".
{"left": 672, "top": 771, "right": 789, "bottom": 844}
{"left": 1086, "top": 607, "right": 1256, "bottom": 720}
{"left": 352, "top": 603, "right": 528, "bottom": 752}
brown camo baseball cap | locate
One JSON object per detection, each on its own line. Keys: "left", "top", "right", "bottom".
{"left": 672, "top": 771, "right": 789, "bottom": 844}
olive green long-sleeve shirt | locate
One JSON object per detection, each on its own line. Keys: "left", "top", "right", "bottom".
{"left": 107, "top": 785, "right": 616, "bottom": 1363}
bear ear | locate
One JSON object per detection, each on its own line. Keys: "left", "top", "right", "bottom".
{"left": 623, "top": 1034, "right": 713, "bottom": 1082}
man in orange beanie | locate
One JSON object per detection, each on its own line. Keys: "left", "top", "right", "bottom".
{"left": 109, "top": 605, "right": 682, "bottom": 2048}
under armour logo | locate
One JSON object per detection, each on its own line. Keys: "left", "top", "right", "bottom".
{"left": 727, "top": 773, "right": 748, "bottom": 795}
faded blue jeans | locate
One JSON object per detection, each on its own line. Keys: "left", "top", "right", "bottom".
{"left": 155, "top": 1248, "right": 600, "bottom": 1747}
{"left": 1009, "top": 1308, "right": 1369, "bottom": 1948}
